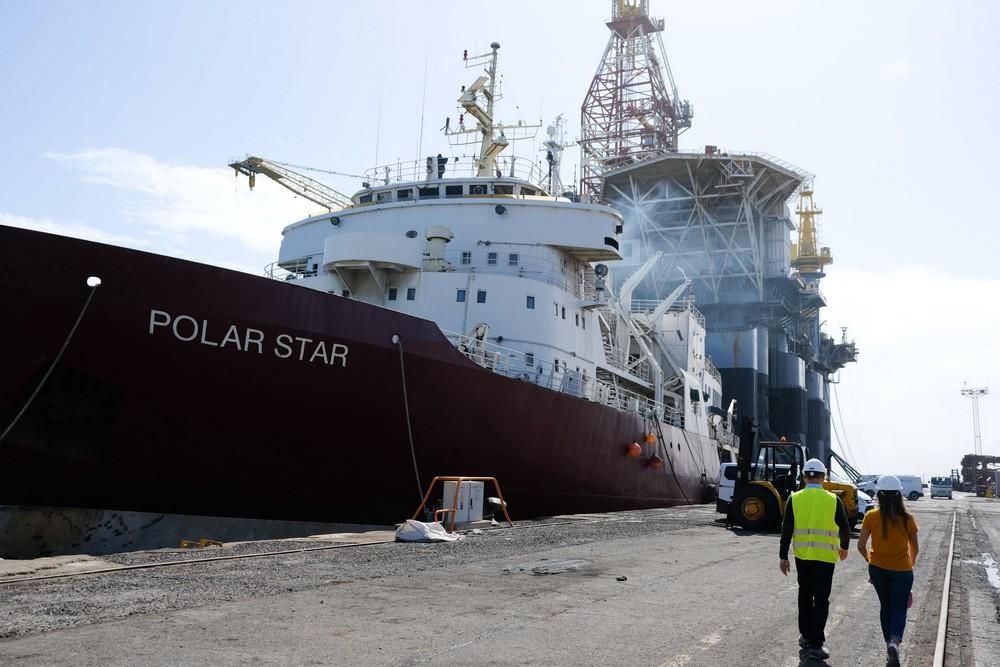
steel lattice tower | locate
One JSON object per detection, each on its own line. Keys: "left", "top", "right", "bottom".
{"left": 961, "top": 385, "right": 989, "bottom": 456}
{"left": 579, "top": 0, "right": 692, "bottom": 199}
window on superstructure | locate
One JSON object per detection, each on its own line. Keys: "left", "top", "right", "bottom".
{"left": 388, "top": 287, "right": 398, "bottom": 301}
{"left": 494, "top": 184, "right": 514, "bottom": 195}
{"left": 359, "top": 193, "right": 373, "bottom": 204}
{"left": 445, "top": 185, "right": 463, "bottom": 198}
{"left": 575, "top": 313, "right": 579, "bottom": 327}
{"left": 487, "top": 252, "right": 497, "bottom": 265}
{"left": 526, "top": 353, "right": 534, "bottom": 367}
{"left": 477, "top": 290, "right": 487, "bottom": 304}
{"left": 561, "top": 307, "right": 566, "bottom": 320}
{"left": 461, "top": 251, "right": 471, "bottom": 265}
{"left": 376, "top": 191, "right": 392, "bottom": 203}
{"left": 526, "top": 296, "right": 535, "bottom": 309}
{"left": 407, "top": 288, "right": 416, "bottom": 301}
{"left": 342, "top": 289, "right": 350, "bottom": 298}
{"left": 397, "top": 189, "right": 413, "bottom": 200}
{"left": 582, "top": 316, "right": 586, "bottom": 330}
{"left": 456, "top": 289, "right": 466, "bottom": 303}
{"left": 418, "top": 186, "right": 439, "bottom": 199}
{"left": 521, "top": 187, "right": 537, "bottom": 196}
{"left": 508, "top": 253, "right": 519, "bottom": 266}
{"left": 554, "top": 302, "right": 559, "bottom": 316}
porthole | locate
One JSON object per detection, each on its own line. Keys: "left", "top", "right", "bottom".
{"left": 405, "top": 230, "right": 418, "bottom": 238}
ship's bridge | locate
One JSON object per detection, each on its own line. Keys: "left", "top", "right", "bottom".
{"left": 351, "top": 177, "right": 556, "bottom": 207}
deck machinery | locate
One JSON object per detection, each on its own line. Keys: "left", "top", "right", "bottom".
{"left": 582, "top": 1, "right": 858, "bottom": 466}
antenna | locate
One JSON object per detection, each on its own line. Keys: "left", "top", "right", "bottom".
{"left": 961, "top": 384, "right": 989, "bottom": 456}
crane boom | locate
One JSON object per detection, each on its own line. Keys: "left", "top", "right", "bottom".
{"left": 229, "top": 156, "right": 353, "bottom": 211}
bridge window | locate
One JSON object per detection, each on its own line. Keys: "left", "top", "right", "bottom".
{"left": 358, "top": 193, "right": 373, "bottom": 204}
{"left": 456, "top": 289, "right": 466, "bottom": 303}
{"left": 445, "top": 185, "right": 463, "bottom": 198}
{"left": 387, "top": 287, "right": 398, "bottom": 301}
{"left": 396, "top": 188, "right": 412, "bottom": 200}
{"left": 376, "top": 191, "right": 392, "bottom": 203}
{"left": 477, "top": 290, "right": 487, "bottom": 304}
{"left": 526, "top": 352, "right": 534, "bottom": 367}
{"left": 461, "top": 251, "right": 471, "bottom": 265}
{"left": 487, "top": 252, "right": 497, "bottom": 265}
{"left": 526, "top": 296, "right": 535, "bottom": 309}
{"left": 508, "top": 253, "right": 519, "bottom": 266}
{"left": 521, "top": 187, "right": 537, "bottom": 196}
{"left": 494, "top": 184, "right": 514, "bottom": 195}
{"left": 418, "top": 186, "right": 439, "bottom": 199}
{"left": 407, "top": 288, "right": 416, "bottom": 301}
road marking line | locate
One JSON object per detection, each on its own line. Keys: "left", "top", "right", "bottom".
{"left": 932, "top": 510, "right": 957, "bottom": 667}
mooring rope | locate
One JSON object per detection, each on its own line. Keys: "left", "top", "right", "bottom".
{"left": 392, "top": 335, "right": 423, "bottom": 503}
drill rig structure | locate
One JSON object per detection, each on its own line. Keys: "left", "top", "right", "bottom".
{"left": 583, "top": 1, "right": 858, "bottom": 466}
{"left": 579, "top": 0, "right": 692, "bottom": 200}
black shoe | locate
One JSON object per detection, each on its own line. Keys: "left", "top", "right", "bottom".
{"left": 808, "top": 646, "right": 831, "bottom": 660}
{"left": 887, "top": 639, "right": 900, "bottom": 666}
{"left": 798, "top": 635, "right": 810, "bottom": 649}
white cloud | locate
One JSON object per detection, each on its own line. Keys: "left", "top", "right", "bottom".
{"left": 822, "top": 265, "right": 1000, "bottom": 479}
{"left": 44, "top": 148, "right": 321, "bottom": 254}
{"left": 0, "top": 212, "right": 153, "bottom": 250}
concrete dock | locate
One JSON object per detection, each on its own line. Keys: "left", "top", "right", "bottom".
{"left": 1, "top": 496, "right": 997, "bottom": 666}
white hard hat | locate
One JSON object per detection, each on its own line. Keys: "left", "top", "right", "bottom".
{"left": 876, "top": 475, "right": 903, "bottom": 492}
{"left": 803, "top": 458, "right": 827, "bottom": 474}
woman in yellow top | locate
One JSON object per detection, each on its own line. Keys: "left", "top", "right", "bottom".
{"left": 857, "top": 474, "right": 919, "bottom": 667}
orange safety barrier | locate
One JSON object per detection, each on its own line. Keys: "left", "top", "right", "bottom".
{"left": 411, "top": 476, "right": 514, "bottom": 533}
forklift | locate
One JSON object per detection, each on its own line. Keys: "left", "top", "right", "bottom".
{"left": 729, "top": 417, "right": 859, "bottom": 531}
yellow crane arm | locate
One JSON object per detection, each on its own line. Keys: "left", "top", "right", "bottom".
{"left": 229, "top": 156, "right": 352, "bottom": 211}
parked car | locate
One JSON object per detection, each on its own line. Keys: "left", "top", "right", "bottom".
{"left": 930, "top": 476, "right": 953, "bottom": 499}
{"left": 858, "top": 475, "right": 924, "bottom": 501}
{"left": 857, "top": 489, "right": 874, "bottom": 515}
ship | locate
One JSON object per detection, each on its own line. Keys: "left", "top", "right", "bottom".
{"left": 0, "top": 43, "right": 736, "bottom": 557}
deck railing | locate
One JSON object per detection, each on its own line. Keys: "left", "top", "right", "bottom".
{"left": 443, "top": 330, "right": 684, "bottom": 428}
{"left": 364, "top": 154, "right": 548, "bottom": 188}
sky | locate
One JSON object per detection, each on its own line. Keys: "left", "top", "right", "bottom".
{"left": 2, "top": 0, "right": 997, "bottom": 479}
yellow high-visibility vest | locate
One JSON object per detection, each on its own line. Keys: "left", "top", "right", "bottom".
{"left": 790, "top": 487, "right": 840, "bottom": 563}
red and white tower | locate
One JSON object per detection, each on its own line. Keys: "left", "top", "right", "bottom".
{"left": 580, "top": 0, "right": 692, "bottom": 199}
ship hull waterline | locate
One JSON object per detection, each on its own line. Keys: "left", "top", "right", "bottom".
{"left": 0, "top": 225, "right": 721, "bottom": 550}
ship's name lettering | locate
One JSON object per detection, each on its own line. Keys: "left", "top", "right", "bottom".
{"left": 147, "top": 309, "right": 348, "bottom": 367}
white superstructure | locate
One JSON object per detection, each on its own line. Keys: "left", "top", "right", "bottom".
{"left": 260, "top": 43, "right": 735, "bottom": 451}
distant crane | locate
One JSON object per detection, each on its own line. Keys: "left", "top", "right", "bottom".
{"left": 961, "top": 384, "right": 989, "bottom": 456}
{"left": 229, "top": 156, "right": 353, "bottom": 211}
{"left": 791, "top": 184, "right": 833, "bottom": 277}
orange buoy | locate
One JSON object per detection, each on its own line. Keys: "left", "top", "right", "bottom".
{"left": 626, "top": 442, "right": 642, "bottom": 458}
{"left": 648, "top": 455, "right": 664, "bottom": 470}
{"left": 644, "top": 433, "right": 657, "bottom": 444}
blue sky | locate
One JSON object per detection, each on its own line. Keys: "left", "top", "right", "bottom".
{"left": 2, "top": 0, "right": 997, "bottom": 478}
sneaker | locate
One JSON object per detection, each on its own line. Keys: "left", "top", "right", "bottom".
{"left": 887, "top": 638, "right": 900, "bottom": 665}
{"left": 808, "top": 645, "right": 831, "bottom": 660}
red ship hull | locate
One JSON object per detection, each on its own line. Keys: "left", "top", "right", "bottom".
{"left": 0, "top": 225, "right": 720, "bottom": 531}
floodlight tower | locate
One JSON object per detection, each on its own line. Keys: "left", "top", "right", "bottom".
{"left": 961, "top": 384, "right": 989, "bottom": 456}
{"left": 579, "top": 0, "right": 692, "bottom": 199}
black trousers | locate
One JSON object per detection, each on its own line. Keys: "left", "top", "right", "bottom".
{"left": 795, "top": 558, "right": 835, "bottom": 648}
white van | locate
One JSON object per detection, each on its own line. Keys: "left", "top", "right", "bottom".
{"left": 930, "top": 476, "right": 953, "bottom": 499}
{"left": 858, "top": 475, "right": 924, "bottom": 501}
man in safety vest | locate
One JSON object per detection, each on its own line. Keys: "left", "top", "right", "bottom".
{"left": 779, "top": 457, "right": 851, "bottom": 661}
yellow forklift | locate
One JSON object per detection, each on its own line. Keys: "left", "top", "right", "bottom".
{"left": 730, "top": 418, "right": 859, "bottom": 531}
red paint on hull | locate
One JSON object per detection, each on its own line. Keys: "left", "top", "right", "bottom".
{"left": 0, "top": 225, "right": 720, "bottom": 525}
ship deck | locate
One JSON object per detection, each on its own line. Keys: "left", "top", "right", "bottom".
{"left": 2, "top": 496, "right": 997, "bottom": 666}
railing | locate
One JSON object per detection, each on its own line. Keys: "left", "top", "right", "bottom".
{"left": 704, "top": 357, "right": 721, "bottom": 383}
{"left": 264, "top": 258, "right": 320, "bottom": 281}
{"left": 443, "top": 330, "right": 684, "bottom": 428}
{"left": 364, "top": 154, "right": 549, "bottom": 188}
{"left": 629, "top": 298, "right": 706, "bottom": 328}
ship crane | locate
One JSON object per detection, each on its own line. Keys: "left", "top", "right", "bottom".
{"left": 229, "top": 156, "right": 353, "bottom": 212}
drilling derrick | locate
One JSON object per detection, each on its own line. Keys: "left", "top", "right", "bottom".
{"left": 791, "top": 186, "right": 833, "bottom": 278}
{"left": 579, "top": 0, "right": 692, "bottom": 199}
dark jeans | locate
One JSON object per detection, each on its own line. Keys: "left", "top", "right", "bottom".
{"left": 795, "top": 558, "right": 835, "bottom": 648}
{"left": 869, "top": 564, "right": 914, "bottom": 642}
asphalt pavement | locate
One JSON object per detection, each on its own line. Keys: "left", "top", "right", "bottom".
{"left": 1, "top": 495, "right": 996, "bottom": 666}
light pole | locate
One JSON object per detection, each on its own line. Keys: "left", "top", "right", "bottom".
{"left": 961, "top": 385, "right": 989, "bottom": 456}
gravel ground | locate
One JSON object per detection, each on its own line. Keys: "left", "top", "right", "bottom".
{"left": 0, "top": 505, "right": 715, "bottom": 639}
